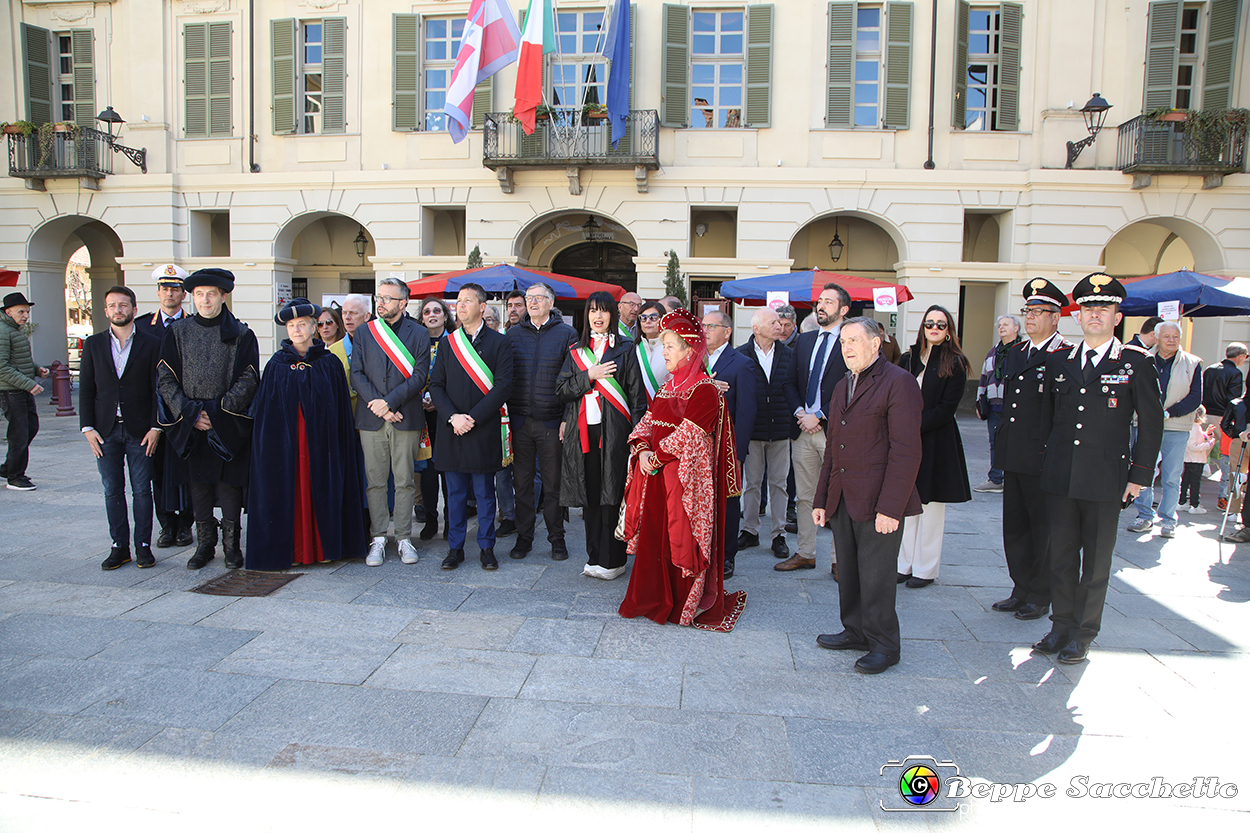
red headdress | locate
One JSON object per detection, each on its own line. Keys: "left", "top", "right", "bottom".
{"left": 660, "top": 308, "right": 708, "bottom": 390}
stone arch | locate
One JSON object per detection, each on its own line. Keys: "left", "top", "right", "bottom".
{"left": 1100, "top": 216, "right": 1225, "bottom": 276}
{"left": 514, "top": 210, "right": 638, "bottom": 268}
{"left": 787, "top": 210, "right": 907, "bottom": 273}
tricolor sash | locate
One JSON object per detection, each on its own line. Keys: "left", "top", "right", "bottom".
{"left": 637, "top": 341, "right": 660, "bottom": 404}
{"left": 448, "top": 327, "right": 513, "bottom": 467}
{"left": 617, "top": 320, "right": 632, "bottom": 339}
{"left": 368, "top": 318, "right": 430, "bottom": 458}
{"left": 570, "top": 344, "right": 631, "bottom": 453}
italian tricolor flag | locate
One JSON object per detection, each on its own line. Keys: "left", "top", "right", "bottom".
{"left": 514, "top": 0, "right": 555, "bottom": 135}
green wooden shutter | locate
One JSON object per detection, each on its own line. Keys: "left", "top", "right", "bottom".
{"left": 272, "top": 18, "right": 297, "bottom": 134}
{"left": 21, "top": 24, "right": 53, "bottom": 125}
{"left": 883, "top": 2, "right": 912, "bottom": 129}
{"left": 208, "top": 23, "right": 232, "bottom": 135}
{"left": 951, "top": 0, "right": 969, "bottom": 128}
{"left": 70, "top": 29, "right": 95, "bottom": 127}
{"left": 185, "top": 23, "right": 209, "bottom": 136}
{"left": 745, "top": 5, "right": 773, "bottom": 127}
{"left": 661, "top": 4, "right": 689, "bottom": 128}
{"left": 472, "top": 78, "right": 493, "bottom": 128}
{"left": 996, "top": 2, "right": 1021, "bottom": 130}
{"left": 322, "top": 17, "right": 346, "bottom": 132}
{"left": 826, "top": 2, "right": 854, "bottom": 128}
{"left": 1144, "top": 0, "right": 1181, "bottom": 110}
{"left": 394, "top": 14, "right": 419, "bottom": 131}
{"left": 1202, "top": 0, "right": 1240, "bottom": 111}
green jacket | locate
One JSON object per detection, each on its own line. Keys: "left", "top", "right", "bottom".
{"left": 0, "top": 312, "right": 39, "bottom": 392}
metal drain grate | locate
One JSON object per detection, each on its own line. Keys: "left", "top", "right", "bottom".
{"left": 191, "top": 570, "right": 304, "bottom": 597}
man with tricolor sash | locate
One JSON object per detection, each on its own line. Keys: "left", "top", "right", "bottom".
{"left": 350, "top": 277, "right": 430, "bottom": 568}
{"left": 429, "top": 283, "right": 515, "bottom": 571}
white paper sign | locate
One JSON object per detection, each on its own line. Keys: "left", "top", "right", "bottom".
{"left": 1158, "top": 300, "right": 1181, "bottom": 320}
{"left": 766, "top": 291, "right": 789, "bottom": 310}
{"left": 873, "top": 287, "right": 899, "bottom": 312}
{"left": 275, "top": 281, "right": 293, "bottom": 307}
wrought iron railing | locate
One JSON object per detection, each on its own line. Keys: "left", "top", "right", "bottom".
{"left": 1116, "top": 114, "right": 1246, "bottom": 173}
{"left": 7, "top": 126, "right": 115, "bottom": 180}
{"left": 483, "top": 109, "right": 660, "bottom": 168}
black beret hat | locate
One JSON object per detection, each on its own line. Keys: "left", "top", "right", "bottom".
{"left": 183, "top": 268, "right": 235, "bottom": 293}
{"left": 275, "top": 297, "right": 323, "bottom": 325}
{"left": 1022, "top": 277, "right": 1067, "bottom": 308}
{"left": 1071, "top": 272, "right": 1126, "bottom": 306}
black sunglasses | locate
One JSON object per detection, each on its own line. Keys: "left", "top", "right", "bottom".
{"left": 923, "top": 320, "right": 948, "bottom": 330}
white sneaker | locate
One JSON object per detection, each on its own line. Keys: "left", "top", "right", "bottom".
{"left": 583, "top": 564, "right": 608, "bottom": 579}
{"left": 1187, "top": 505, "right": 1207, "bottom": 515}
{"left": 599, "top": 565, "right": 627, "bottom": 581}
{"left": 366, "top": 537, "right": 386, "bottom": 566}
{"left": 399, "top": 539, "right": 419, "bottom": 564}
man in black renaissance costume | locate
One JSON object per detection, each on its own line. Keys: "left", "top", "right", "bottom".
{"left": 157, "top": 268, "right": 259, "bottom": 570}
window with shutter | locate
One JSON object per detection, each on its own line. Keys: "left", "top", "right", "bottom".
{"left": 186, "top": 22, "right": 232, "bottom": 137}
{"left": 956, "top": 3, "right": 1020, "bottom": 131}
{"left": 661, "top": 3, "right": 689, "bottom": 127}
{"left": 421, "top": 16, "right": 467, "bottom": 131}
{"left": 321, "top": 18, "right": 346, "bottom": 132}
{"left": 883, "top": 2, "right": 911, "bottom": 129}
{"left": 272, "top": 19, "right": 297, "bottom": 134}
{"left": 744, "top": 5, "right": 772, "bottom": 127}
{"left": 70, "top": 29, "right": 95, "bottom": 127}
{"left": 1143, "top": 1, "right": 1181, "bottom": 109}
{"left": 827, "top": 3, "right": 911, "bottom": 130}
{"left": 1142, "top": 0, "right": 1240, "bottom": 112}
{"left": 393, "top": 14, "right": 419, "bottom": 131}
{"left": 275, "top": 18, "right": 346, "bottom": 135}
{"left": 21, "top": 23, "right": 53, "bottom": 125}
{"left": 690, "top": 9, "right": 744, "bottom": 128}
{"left": 1202, "top": 0, "right": 1240, "bottom": 111}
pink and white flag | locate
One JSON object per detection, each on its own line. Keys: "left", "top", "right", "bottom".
{"left": 444, "top": 0, "right": 522, "bottom": 144}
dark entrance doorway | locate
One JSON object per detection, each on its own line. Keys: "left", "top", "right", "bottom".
{"left": 551, "top": 242, "right": 638, "bottom": 293}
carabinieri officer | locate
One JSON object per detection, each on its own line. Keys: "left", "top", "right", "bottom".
{"left": 1034, "top": 273, "right": 1163, "bottom": 664}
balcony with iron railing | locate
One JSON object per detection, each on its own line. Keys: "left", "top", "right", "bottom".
{"left": 6, "top": 125, "right": 146, "bottom": 191}
{"left": 482, "top": 108, "right": 660, "bottom": 195}
{"left": 1116, "top": 111, "right": 1247, "bottom": 190}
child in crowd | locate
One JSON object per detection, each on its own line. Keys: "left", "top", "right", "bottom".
{"left": 1182, "top": 405, "right": 1216, "bottom": 514}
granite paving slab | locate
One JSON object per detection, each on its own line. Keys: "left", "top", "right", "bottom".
{"left": 690, "top": 776, "right": 877, "bottom": 828}
{"left": 391, "top": 608, "right": 527, "bottom": 650}
{"left": 212, "top": 631, "right": 399, "bottom": 684}
{"left": 365, "top": 644, "right": 536, "bottom": 697}
{"left": 117, "top": 590, "right": 238, "bottom": 625}
{"left": 783, "top": 717, "right": 952, "bottom": 786}
{"left": 0, "top": 611, "right": 150, "bottom": 659}
{"left": 787, "top": 634, "right": 969, "bottom": 681}
{"left": 506, "top": 617, "right": 605, "bottom": 656}
{"left": 454, "top": 586, "right": 577, "bottom": 619}
{"left": 350, "top": 577, "right": 475, "bottom": 611}
{"left": 132, "top": 725, "right": 290, "bottom": 770}
{"left": 81, "top": 666, "right": 277, "bottom": 731}
{"left": 0, "top": 580, "right": 165, "bottom": 620}
{"left": 198, "top": 596, "right": 418, "bottom": 637}
{"left": 594, "top": 620, "right": 796, "bottom": 670}
{"left": 90, "top": 621, "right": 260, "bottom": 670}
{"left": 0, "top": 656, "right": 150, "bottom": 715}
{"left": 680, "top": 663, "right": 857, "bottom": 719}
{"left": 519, "top": 655, "right": 683, "bottom": 707}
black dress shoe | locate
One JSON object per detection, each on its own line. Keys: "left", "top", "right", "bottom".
{"left": 736, "top": 531, "right": 760, "bottom": 550}
{"left": 1014, "top": 603, "right": 1049, "bottom": 621}
{"left": 510, "top": 537, "right": 532, "bottom": 559}
{"left": 101, "top": 546, "right": 131, "bottom": 571}
{"left": 784, "top": 521, "right": 798, "bottom": 534}
{"left": 992, "top": 596, "right": 1025, "bottom": 612}
{"left": 1032, "top": 629, "right": 1068, "bottom": 654}
{"left": 771, "top": 535, "right": 789, "bottom": 558}
{"left": 414, "top": 504, "right": 427, "bottom": 523}
{"left": 905, "top": 577, "right": 934, "bottom": 589}
{"left": 551, "top": 540, "right": 569, "bottom": 561}
{"left": 480, "top": 548, "right": 498, "bottom": 571}
{"left": 854, "top": 651, "right": 900, "bottom": 674}
{"left": 441, "top": 549, "right": 464, "bottom": 570}
{"left": 496, "top": 519, "right": 517, "bottom": 537}
{"left": 419, "top": 514, "right": 439, "bottom": 541}
{"left": 175, "top": 526, "right": 195, "bottom": 548}
{"left": 896, "top": 572, "right": 911, "bottom": 584}
{"left": 1057, "top": 638, "right": 1090, "bottom": 664}
{"left": 816, "top": 631, "right": 869, "bottom": 651}
{"left": 724, "top": 560, "right": 734, "bottom": 579}
{"left": 156, "top": 527, "right": 175, "bottom": 548}
{"left": 136, "top": 544, "right": 155, "bottom": 568}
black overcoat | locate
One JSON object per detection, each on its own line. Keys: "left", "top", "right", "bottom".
{"left": 429, "top": 324, "right": 514, "bottom": 474}
{"left": 900, "top": 343, "right": 972, "bottom": 505}
{"left": 556, "top": 335, "right": 647, "bottom": 507}
{"left": 245, "top": 340, "right": 367, "bottom": 569}
{"left": 993, "top": 333, "right": 1071, "bottom": 476}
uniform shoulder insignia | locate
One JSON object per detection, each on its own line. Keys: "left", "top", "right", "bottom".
{"left": 1046, "top": 338, "right": 1072, "bottom": 353}
{"left": 1122, "top": 344, "right": 1149, "bottom": 355}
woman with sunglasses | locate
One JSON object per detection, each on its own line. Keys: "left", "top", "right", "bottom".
{"left": 317, "top": 307, "right": 345, "bottom": 345}
{"left": 635, "top": 300, "right": 670, "bottom": 404}
{"left": 417, "top": 298, "right": 456, "bottom": 539}
{"left": 896, "top": 305, "right": 972, "bottom": 588}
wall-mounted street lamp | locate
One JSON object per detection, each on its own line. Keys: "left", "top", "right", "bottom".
{"left": 1065, "top": 93, "right": 1112, "bottom": 169}
{"left": 354, "top": 226, "right": 368, "bottom": 264}
{"left": 95, "top": 106, "right": 147, "bottom": 173}
{"left": 828, "top": 217, "right": 845, "bottom": 263}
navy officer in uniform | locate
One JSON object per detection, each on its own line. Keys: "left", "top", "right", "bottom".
{"left": 991, "top": 278, "right": 1071, "bottom": 621}
{"left": 1034, "top": 273, "right": 1163, "bottom": 664}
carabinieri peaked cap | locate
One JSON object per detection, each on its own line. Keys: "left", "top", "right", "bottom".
{"left": 1023, "top": 277, "right": 1067, "bottom": 308}
{"left": 1071, "top": 272, "right": 1127, "bottom": 306}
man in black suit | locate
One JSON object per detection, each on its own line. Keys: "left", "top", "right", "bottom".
{"left": 991, "top": 278, "right": 1071, "bottom": 621}
{"left": 779, "top": 283, "right": 850, "bottom": 572}
{"left": 80, "top": 286, "right": 164, "bottom": 570}
{"left": 135, "top": 263, "right": 194, "bottom": 548}
{"left": 1034, "top": 273, "right": 1163, "bottom": 664}
{"left": 703, "top": 310, "right": 756, "bottom": 577}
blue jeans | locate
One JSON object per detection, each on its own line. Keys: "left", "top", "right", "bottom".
{"left": 987, "top": 409, "right": 1003, "bottom": 484}
{"left": 97, "top": 425, "right": 154, "bottom": 548}
{"left": 1134, "top": 430, "right": 1188, "bottom": 527}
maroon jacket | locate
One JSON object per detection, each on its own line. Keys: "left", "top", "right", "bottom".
{"left": 814, "top": 355, "right": 924, "bottom": 523}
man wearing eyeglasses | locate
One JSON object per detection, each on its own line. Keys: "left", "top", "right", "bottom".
{"left": 990, "top": 278, "right": 1071, "bottom": 622}
{"left": 507, "top": 283, "right": 578, "bottom": 561}
{"left": 350, "top": 277, "right": 430, "bottom": 567}
{"left": 617, "top": 292, "right": 643, "bottom": 339}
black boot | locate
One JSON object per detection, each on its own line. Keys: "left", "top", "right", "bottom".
{"left": 187, "top": 520, "right": 218, "bottom": 570}
{"left": 156, "top": 525, "right": 176, "bottom": 548}
{"left": 221, "top": 519, "right": 243, "bottom": 569}
{"left": 175, "top": 513, "right": 195, "bottom": 547}
{"left": 420, "top": 511, "right": 438, "bottom": 541}
{"left": 724, "top": 557, "right": 735, "bottom": 579}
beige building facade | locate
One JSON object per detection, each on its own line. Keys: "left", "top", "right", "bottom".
{"left": 1, "top": 0, "right": 1246, "bottom": 367}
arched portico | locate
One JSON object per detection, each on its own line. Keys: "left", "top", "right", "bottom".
{"left": 515, "top": 211, "right": 639, "bottom": 293}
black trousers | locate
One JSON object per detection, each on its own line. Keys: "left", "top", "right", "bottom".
{"left": 724, "top": 493, "right": 741, "bottom": 567}
{"left": 189, "top": 481, "right": 244, "bottom": 525}
{"left": 1044, "top": 492, "right": 1119, "bottom": 642}
{"left": 1179, "top": 462, "right": 1203, "bottom": 507}
{"left": 1002, "top": 471, "right": 1051, "bottom": 605}
{"left": 582, "top": 425, "right": 626, "bottom": 569}
{"left": 0, "top": 389, "right": 38, "bottom": 480}
{"left": 829, "top": 501, "right": 903, "bottom": 656}
{"left": 513, "top": 417, "right": 564, "bottom": 544}
{"left": 420, "top": 416, "right": 445, "bottom": 521}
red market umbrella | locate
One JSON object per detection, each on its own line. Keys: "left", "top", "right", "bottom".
{"left": 406, "top": 264, "right": 625, "bottom": 300}
{"left": 719, "top": 269, "right": 914, "bottom": 308}
{"left": 0, "top": 270, "right": 18, "bottom": 287}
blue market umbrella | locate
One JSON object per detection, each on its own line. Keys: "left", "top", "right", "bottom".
{"left": 1065, "top": 270, "right": 1250, "bottom": 318}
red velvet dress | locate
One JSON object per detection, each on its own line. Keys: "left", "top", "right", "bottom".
{"left": 618, "top": 375, "right": 747, "bottom": 631}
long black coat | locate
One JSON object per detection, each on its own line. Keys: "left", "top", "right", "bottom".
{"left": 429, "top": 324, "right": 514, "bottom": 474}
{"left": 993, "top": 333, "right": 1071, "bottom": 476}
{"left": 900, "top": 343, "right": 972, "bottom": 505}
{"left": 556, "top": 335, "right": 647, "bottom": 506}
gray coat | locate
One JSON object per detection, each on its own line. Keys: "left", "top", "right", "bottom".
{"left": 350, "top": 315, "right": 431, "bottom": 432}
{"left": 0, "top": 312, "right": 39, "bottom": 392}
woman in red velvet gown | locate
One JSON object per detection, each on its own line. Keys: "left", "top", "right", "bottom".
{"left": 618, "top": 308, "right": 747, "bottom": 631}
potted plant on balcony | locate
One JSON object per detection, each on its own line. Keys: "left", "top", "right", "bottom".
{"left": 507, "top": 103, "right": 554, "bottom": 124}
{"left": 1146, "top": 108, "right": 1189, "bottom": 123}
{"left": 1181, "top": 108, "right": 1250, "bottom": 159}
{"left": 582, "top": 103, "right": 608, "bottom": 122}
{"left": 2, "top": 121, "right": 36, "bottom": 136}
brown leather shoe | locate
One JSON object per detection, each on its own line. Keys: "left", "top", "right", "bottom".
{"left": 774, "top": 554, "right": 815, "bottom": 571}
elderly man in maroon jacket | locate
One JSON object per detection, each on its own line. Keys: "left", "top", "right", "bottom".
{"left": 812, "top": 318, "right": 923, "bottom": 674}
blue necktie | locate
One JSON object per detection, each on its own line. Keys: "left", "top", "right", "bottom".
{"left": 806, "top": 332, "right": 830, "bottom": 413}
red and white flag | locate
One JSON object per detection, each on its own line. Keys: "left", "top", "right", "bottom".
{"left": 443, "top": 0, "right": 522, "bottom": 144}
{"left": 514, "top": 0, "right": 556, "bottom": 135}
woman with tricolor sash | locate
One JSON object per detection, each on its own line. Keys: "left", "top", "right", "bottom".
{"left": 556, "top": 292, "right": 647, "bottom": 580}
{"left": 635, "top": 300, "right": 670, "bottom": 405}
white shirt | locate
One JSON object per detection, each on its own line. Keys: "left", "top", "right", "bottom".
{"left": 1027, "top": 330, "right": 1062, "bottom": 357}
{"left": 585, "top": 334, "right": 609, "bottom": 425}
{"left": 804, "top": 323, "right": 841, "bottom": 414}
{"left": 707, "top": 342, "right": 728, "bottom": 371}
{"left": 1080, "top": 339, "right": 1114, "bottom": 374}
{"left": 754, "top": 338, "right": 776, "bottom": 381}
